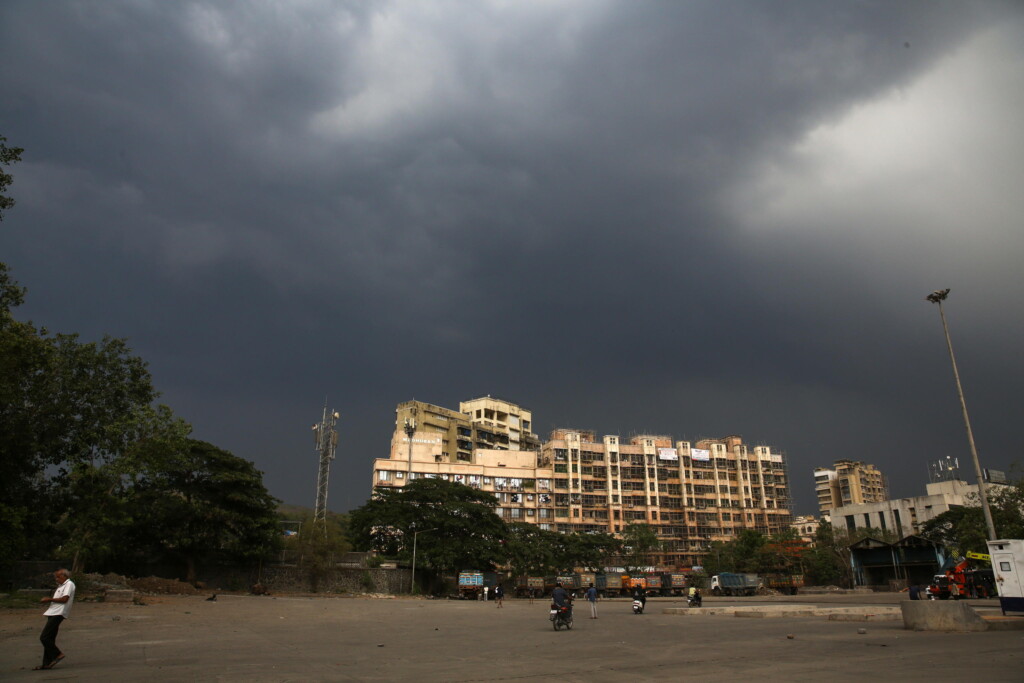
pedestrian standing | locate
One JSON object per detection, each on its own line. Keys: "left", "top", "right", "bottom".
{"left": 36, "top": 568, "right": 75, "bottom": 670}
{"left": 495, "top": 583, "right": 504, "bottom": 608}
{"left": 950, "top": 582, "right": 960, "bottom": 600}
{"left": 586, "top": 583, "right": 598, "bottom": 619}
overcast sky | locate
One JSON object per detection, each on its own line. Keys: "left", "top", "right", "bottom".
{"left": 2, "top": 1, "right": 1022, "bottom": 516}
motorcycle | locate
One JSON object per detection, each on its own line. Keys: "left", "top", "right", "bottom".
{"left": 687, "top": 592, "right": 702, "bottom": 608}
{"left": 632, "top": 598, "right": 644, "bottom": 615}
{"left": 550, "top": 599, "right": 574, "bottom": 630}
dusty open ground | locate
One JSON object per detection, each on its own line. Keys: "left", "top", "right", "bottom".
{"left": 2, "top": 593, "right": 1021, "bottom": 682}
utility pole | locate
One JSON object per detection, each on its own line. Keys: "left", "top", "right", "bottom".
{"left": 404, "top": 411, "right": 417, "bottom": 476}
{"left": 926, "top": 289, "right": 997, "bottom": 541}
{"left": 313, "top": 403, "right": 340, "bottom": 537}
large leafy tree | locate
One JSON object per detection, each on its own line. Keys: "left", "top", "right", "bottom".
{"left": 620, "top": 522, "right": 661, "bottom": 571}
{"left": 503, "top": 522, "right": 559, "bottom": 576}
{"left": 0, "top": 264, "right": 159, "bottom": 564}
{"left": 349, "top": 478, "right": 506, "bottom": 574}
{"left": 129, "top": 439, "right": 281, "bottom": 582}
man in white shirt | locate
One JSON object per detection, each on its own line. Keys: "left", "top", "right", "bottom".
{"left": 36, "top": 568, "right": 75, "bottom": 670}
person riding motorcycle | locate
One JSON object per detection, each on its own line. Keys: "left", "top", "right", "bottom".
{"left": 552, "top": 582, "right": 569, "bottom": 607}
{"left": 688, "top": 586, "right": 702, "bottom": 606}
{"left": 631, "top": 585, "right": 646, "bottom": 610}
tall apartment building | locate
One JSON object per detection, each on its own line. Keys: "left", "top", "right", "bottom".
{"left": 814, "top": 460, "right": 887, "bottom": 515}
{"left": 374, "top": 397, "right": 793, "bottom": 568}
{"left": 393, "top": 397, "right": 540, "bottom": 466}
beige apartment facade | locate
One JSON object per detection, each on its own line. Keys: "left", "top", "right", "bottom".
{"left": 374, "top": 398, "right": 793, "bottom": 569}
{"left": 814, "top": 460, "right": 887, "bottom": 516}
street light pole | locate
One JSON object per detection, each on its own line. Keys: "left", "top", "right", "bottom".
{"left": 926, "top": 289, "right": 997, "bottom": 540}
{"left": 410, "top": 527, "right": 437, "bottom": 594}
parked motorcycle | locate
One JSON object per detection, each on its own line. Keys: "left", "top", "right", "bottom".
{"left": 632, "top": 598, "right": 644, "bottom": 615}
{"left": 550, "top": 601, "right": 574, "bottom": 630}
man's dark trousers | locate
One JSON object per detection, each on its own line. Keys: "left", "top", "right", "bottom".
{"left": 40, "top": 615, "right": 64, "bottom": 665}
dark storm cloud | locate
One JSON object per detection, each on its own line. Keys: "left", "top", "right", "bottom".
{"left": 2, "top": 1, "right": 1022, "bottom": 514}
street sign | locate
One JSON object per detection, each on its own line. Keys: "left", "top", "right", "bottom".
{"left": 967, "top": 551, "right": 990, "bottom": 561}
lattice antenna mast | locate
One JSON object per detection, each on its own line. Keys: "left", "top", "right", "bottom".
{"left": 312, "top": 403, "right": 340, "bottom": 534}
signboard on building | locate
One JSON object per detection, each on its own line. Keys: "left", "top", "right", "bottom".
{"left": 691, "top": 448, "right": 710, "bottom": 461}
{"left": 658, "top": 448, "right": 678, "bottom": 461}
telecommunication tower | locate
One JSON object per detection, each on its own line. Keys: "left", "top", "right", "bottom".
{"left": 312, "top": 404, "right": 340, "bottom": 533}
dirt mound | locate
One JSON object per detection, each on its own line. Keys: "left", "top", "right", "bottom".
{"left": 128, "top": 576, "right": 199, "bottom": 595}
{"left": 82, "top": 572, "right": 132, "bottom": 590}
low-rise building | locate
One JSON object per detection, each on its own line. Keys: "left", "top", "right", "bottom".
{"left": 791, "top": 515, "right": 820, "bottom": 544}
{"left": 830, "top": 479, "right": 1004, "bottom": 536}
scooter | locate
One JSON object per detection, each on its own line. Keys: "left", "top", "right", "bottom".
{"left": 632, "top": 598, "right": 644, "bottom": 614}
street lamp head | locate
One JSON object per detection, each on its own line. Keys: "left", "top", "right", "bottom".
{"left": 926, "top": 288, "right": 950, "bottom": 303}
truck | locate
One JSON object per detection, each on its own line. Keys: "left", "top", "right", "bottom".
{"left": 597, "top": 573, "right": 625, "bottom": 598}
{"left": 665, "top": 572, "right": 689, "bottom": 596}
{"left": 557, "top": 574, "right": 581, "bottom": 595}
{"left": 711, "top": 572, "right": 759, "bottom": 596}
{"left": 514, "top": 576, "right": 545, "bottom": 598}
{"left": 644, "top": 573, "right": 663, "bottom": 596}
{"left": 763, "top": 574, "right": 804, "bottom": 595}
{"left": 458, "top": 570, "right": 497, "bottom": 599}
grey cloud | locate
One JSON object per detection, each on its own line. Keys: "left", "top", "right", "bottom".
{"left": 1, "top": 1, "right": 1021, "bottom": 514}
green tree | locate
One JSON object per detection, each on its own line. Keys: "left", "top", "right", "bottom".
{"left": 349, "top": 478, "right": 506, "bottom": 575}
{"left": 921, "top": 479, "right": 1024, "bottom": 557}
{"left": 129, "top": 439, "right": 281, "bottom": 582}
{"left": 0, "top": 134, "right": 22, "bottom": 221}
{"left": 621, "top": 522, "right": 661, "bottom": 571}
{"left": 285, "top": 515, "right": 351, "bottom": 592}
{"left": 0, "top": 265, "right": 159, "bottom": 565}
{"left": 504, "top": 522, "right": 559, "bottom": 576}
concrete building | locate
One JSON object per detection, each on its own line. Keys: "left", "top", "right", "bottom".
{"left": 791, "top": 515, "right": 820, "bottom": 544}
{"left": 459, "top": 396, "right": 540, "bottom": 452}
{"left": 830, "top": 479, "right": 1004, "bottom": 537}
{"left": 814, "top": 460, "right": 887, "bottom": 516}
{"left": 373, "top": 397, "right": 793, "bottom": 568}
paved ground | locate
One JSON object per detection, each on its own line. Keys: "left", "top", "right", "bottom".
{"left": 2, "top": 593, "right": 1021, "bottom": 681}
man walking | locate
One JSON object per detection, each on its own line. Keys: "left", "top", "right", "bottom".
{"left": 586, "top": 583, "right": 598, "bottom": 619}
{"left": 36, "top": 568, "right": 75, "bottom": 670}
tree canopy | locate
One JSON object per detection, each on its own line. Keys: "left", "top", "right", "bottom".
{"left": 349, "top": 478, "right": 507, "bottom": 574}
{"left": 1, "top": 138, "right": 281, "bottom": 579}
{"left": 921, "top": 480, "right": 1024, "bottom": 556}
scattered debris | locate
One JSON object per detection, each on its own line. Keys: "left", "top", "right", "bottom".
{"left": 857, "top": 628, "right": 867, "bottom": 635}
{"left": 205, "top": 594, "right": 218, "bottom": 602}
{"left": 786, "top": 634, "right": 794, "bottom": 639}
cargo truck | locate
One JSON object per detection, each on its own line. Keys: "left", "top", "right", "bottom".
{"left": 644, "top": 573, "right": 663, "bottom": 597}
{"left": 597, "top": 573, "right": 625, "bottom": 598}
{"left": 514, "top": 576, "right": 545, "bottom": 598}
{"left": 763, "top": 574, "right": 804, "bottom": 595}
{"left": 665, "top": 572, "right": 688, "bottom": 596}
{"left": 458, "top": 570, "right": 497, "bottom": 599}
{"left": 710, "top": 572, "right": 759, "bottom": 596}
